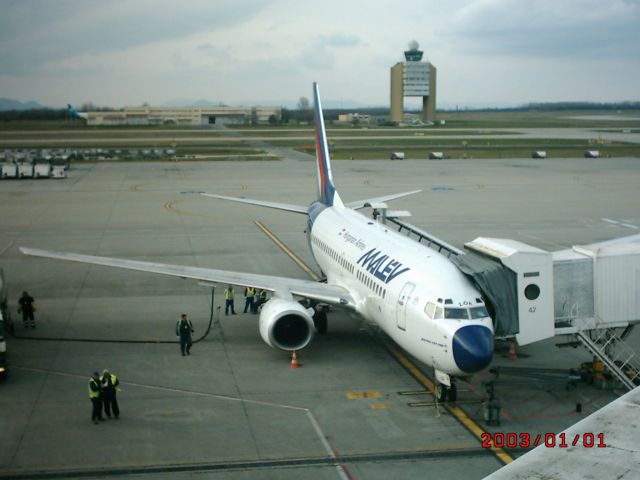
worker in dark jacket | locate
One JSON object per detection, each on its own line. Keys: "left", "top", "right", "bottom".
{"left": 175, "top": 313, "right": 194, "bottom": 356}
{"left": 89, "top": 371, "right": 104, "bottom": 424}
{"left": 18, "top": 291, "right": 36, "bottom": 329}
{"left": 254, "top": 289, "right": 268, "bottom": 312}
{"left": 101, "top": 369, "right": 120, "bottom": 419}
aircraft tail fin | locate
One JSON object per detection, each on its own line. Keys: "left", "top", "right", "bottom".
{"left": 313, "top": 83, "right": 343, "bottom": 208}
{"left": 68, "top": 104, "right": 87, "bottom": 119}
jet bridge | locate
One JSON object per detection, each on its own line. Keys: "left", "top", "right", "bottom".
{"left": 383, "top": 210, "right": 640, "bottom": 390}
{"left": 459, "top": 236, "right": 640, "bottom": 390}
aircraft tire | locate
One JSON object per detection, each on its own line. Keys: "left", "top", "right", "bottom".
{"left": 436, "top": 383, "right": 447, "bottom": 403}
{"left": 448, "top": 383, "right": 457, "bottom": 402}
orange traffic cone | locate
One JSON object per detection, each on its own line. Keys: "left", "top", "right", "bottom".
{"left": 290, "top": 351, "right": 301, "bottom": 369}
{"left": 507, "top": 340, "right": 517, "bottom": 360}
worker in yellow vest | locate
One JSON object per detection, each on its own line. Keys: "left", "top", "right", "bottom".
{"left": 224, "top": 285, "right": 236, "bottom": 315}
{"left": 89, "top": 371, "right": 105, "bottom": 424}
{"left": 254, "top": 289, "right": 268, "bottom": 312}
{"left": 243, "top": 286, "right": 256, "bottom": 314}
{"left": 101, "top": 369, "right": 120, "bottom": 419}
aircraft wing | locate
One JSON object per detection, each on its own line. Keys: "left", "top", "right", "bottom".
{"left": 345, "top": 190, "right": 421, "bottom": 210}
{"left": 193, "top": 193, "right": 309, "bottom": 214}
{"left": 189, "top": 190, "right": 422, "bottom": 214}
{"left": 20, "top": 247, "right": 354, "bottom": 306}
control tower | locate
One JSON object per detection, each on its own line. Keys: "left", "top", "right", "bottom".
{"left": 390, "top": 41, "right": 437, "bottom": 123}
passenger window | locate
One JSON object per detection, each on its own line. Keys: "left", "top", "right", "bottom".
{"left": 434, "top": 306, "right": 444, "bottom": 320}
{"left": 424, "top": 302, "right": 436, "bottom": 318}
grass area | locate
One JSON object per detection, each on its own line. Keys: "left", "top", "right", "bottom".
{"left": 0, "top": 120, "right": 211, "bottom": 131}
{"left": 267, "top": 138, "right": 637, "bottom": 150}
{"left": 437, "top": 110, "right": 640, "bottom": 129}
{"left": 2, "top": 110, "right": 639, "bottom": 160}
{"left": 227, "top": 129, "right": 515, "bottom": 137}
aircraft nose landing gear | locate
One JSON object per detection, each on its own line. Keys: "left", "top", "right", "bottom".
{"left": 436, "top": 381, "right": 457, "bottom": 403}
{"left": 435, "top": 369, "right": 457, "bottom": 403}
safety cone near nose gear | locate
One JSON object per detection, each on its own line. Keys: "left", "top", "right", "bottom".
{"left": 290, "top": 351, "right": 301, "bottom": 369}
{"left": 507, "top": 340, "right": 517, "bottom": 360}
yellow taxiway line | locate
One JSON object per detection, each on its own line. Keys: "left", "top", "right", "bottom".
{"left": 254, "top": 220, "right": 322, "bottom": 282}
{"left": 385, "top": 343, "right": 513, "bottom": 465}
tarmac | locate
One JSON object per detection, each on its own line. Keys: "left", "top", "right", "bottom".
{"left": 1, "top": 154, "right": 639, "bottom": 479}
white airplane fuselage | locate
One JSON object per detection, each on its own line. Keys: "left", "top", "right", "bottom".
{"left": 308, "top": 202, "right": 494, "bottom": 377}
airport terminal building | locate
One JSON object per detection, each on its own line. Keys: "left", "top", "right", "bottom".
{"left": 84, "top": 105, "right": 282, "bottom": 126}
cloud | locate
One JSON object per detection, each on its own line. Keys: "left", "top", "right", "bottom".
{"left": 446, "top": 0, "right": 640, "bottom": 58}
{"left": 295, "top": 32, "right": 362, "bottom": 70}
{"left": 0, "top": 0, "right": 270, "bottom": 74}
{"left": 1, "top": 0, "right": 638, "bottom": 106}
{"left": 325, "top": 33, "right": 361, "bottom": 48}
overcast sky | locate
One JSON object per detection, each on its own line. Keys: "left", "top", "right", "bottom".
{"left": 1, "top": 0, "right": 639, "bottom": 108}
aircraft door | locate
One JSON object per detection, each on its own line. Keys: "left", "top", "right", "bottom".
{"left": 396, "top": 282, "right": 415, "bottom": 331}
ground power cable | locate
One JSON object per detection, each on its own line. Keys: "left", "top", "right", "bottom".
{"left": 8, "top": 287, "right": 217, "bottom": 345}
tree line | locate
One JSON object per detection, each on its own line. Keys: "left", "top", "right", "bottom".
{"left": 2, "top": 100, "right": 638, "bottom": 122}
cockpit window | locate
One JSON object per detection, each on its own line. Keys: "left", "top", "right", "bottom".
{"left": 444, "top": 307, "right": 470, "bottom": 320}
{"left": 434, "top": 306, "right": 444, "bottom": 320}
{"left": 424, "top": 302, "right": 436, "bottom": 319}
{"left": 470, "top": 306, "right": 490, "bottom": 319}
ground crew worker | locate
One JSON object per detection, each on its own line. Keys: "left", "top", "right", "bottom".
{"left": 18, "top": 291, "right": 36, "bottom": 329}
{"left": 224, "top": 285, "right": 236, "bottom": 315}
{"left": 175, "top": 313, "right": 194, "bottom": 356}
{"left": 101, "top": 369, "right": 120, "bottom": 419}
{"left": 89, "top": 371, "right": 104, "bottom": 424}
{"left": 243, "top": 286, "right": 255, "bottom": 314}
{"left": 254, "top": 289, "right": 268, "bottom": 312}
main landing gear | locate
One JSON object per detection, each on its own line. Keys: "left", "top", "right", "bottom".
{"left": 312, "top": 304, "right": 329, "bottom": 334}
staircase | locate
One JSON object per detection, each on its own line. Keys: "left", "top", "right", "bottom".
{"left": 577, "top": 327, "right": 640, "bottom": 390}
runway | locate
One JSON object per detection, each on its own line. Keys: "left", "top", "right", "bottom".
{"left": 1, "top": 155, "right": 639, "bottom": 479}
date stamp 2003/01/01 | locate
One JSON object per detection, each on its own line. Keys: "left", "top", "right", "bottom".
{"left": 481, "top": 432, "right": 606, "bottom": 449}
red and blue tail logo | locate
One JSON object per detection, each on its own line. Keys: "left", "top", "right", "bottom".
{"left": 313, "top": 83, "right": 342, "bottom": 207}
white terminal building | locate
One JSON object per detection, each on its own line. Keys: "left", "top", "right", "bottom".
{"left": 83, "top": 105, "right": 282, "bottom": 126}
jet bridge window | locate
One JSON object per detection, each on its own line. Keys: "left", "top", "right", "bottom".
{"left": 444, "top": 307, "right": 470, "bottom": 320}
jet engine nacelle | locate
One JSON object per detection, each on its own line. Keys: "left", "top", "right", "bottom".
{"left": 258, "top": 298, "right": 315, "bottom": 351}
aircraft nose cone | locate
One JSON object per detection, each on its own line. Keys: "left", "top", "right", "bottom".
{"left": 452, "top": 325, "right": 493, "bottom": 374}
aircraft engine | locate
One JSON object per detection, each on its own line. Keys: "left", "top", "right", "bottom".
{"left": 258, "top": 298, "right": 315, "bottom": 351}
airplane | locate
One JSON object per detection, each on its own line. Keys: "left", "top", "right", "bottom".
{"left": 67, "top": 104, "right": 88, "bottom": 120}
{"left": 22, "top": 83, "right": 494, "bottom": 400}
